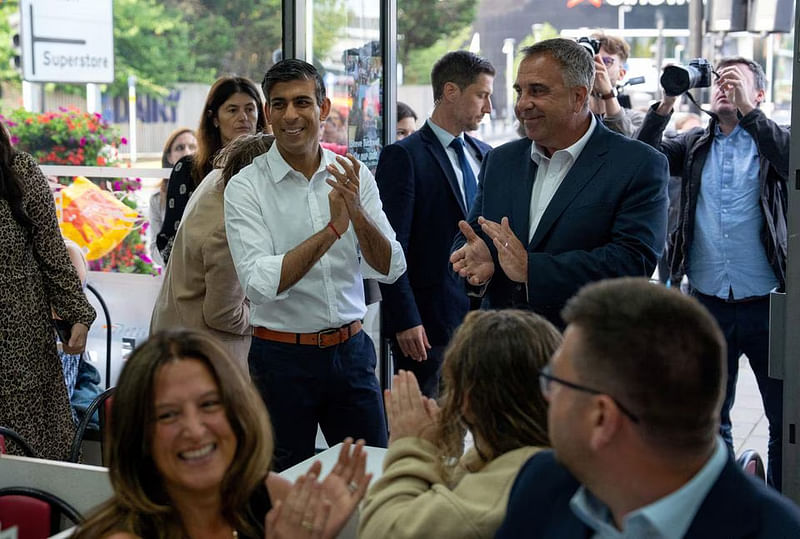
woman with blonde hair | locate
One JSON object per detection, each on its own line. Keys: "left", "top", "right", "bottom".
{"left": 75, "top": 328, "right": 370, "bottom": 539}
{"left": 150, "top": 133, "right": 274, "bottom": 368}
{"left": 359, "top": 309, "right": 561, "bottom": 538}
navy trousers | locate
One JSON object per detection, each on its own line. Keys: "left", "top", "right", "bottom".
{"left": 391, "top": 342, "right": 445, "bottom": 398}
{"left": 694, "top": 293, "right": 783, "bottom": 491}
{"left": 248, "top": 329, "right": 387, "bottom": 472}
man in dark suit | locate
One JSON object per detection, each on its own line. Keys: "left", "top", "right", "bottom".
{"left": 496, "top": 278, "right": 800, "bottom": 538}
{"left": 376, "top": 51, "right": 494, "bottom": 397}
{"left": 450, "top": 38, "right": 668, "bottom": 327}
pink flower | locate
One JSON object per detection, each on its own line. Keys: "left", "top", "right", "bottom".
{"left": 120, "top": 137, "right": 128, "bottom": 145}
{"left": 10, "top": 136, "right": 19, "bottom": 145}
{"left": 79, "top": 137, "right": 87, "bottom": 147}
{"left": 6, "top": 121, "right": 17, "bottom": 127}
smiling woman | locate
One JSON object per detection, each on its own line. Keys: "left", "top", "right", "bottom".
{"left": 156, "top": 76, "right": 267, "bottom": 264}
{"left": 73, "top": 329, "right": 371, "bottom": 539}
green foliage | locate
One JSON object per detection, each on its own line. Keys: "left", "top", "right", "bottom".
{"left": 513, "top": 23, "right": 560, "bottom": 76}
{"left": 398, "top": 0, "right": 478, "bottom": 67}
{"left": 313, "top": 0, "right": 349, "bottom": 64}
{"left": 164, "top": 0, "right": 283, "bottom": 81}
{"left": 111, "top": 0, "right": 215, "bottom": 97}
{"left": 402, "top": 26, "right": 473, "bottom": 86}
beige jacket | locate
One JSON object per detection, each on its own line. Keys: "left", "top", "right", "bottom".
{"left": 358, "top": 437, "right": 541, "bottom": 539}
{"left": 150, "top": 170, "right": 250, "bottom": 369}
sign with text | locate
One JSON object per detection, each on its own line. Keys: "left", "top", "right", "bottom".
{"left": 20, "top": 0, "right": 114, "bottom": 83}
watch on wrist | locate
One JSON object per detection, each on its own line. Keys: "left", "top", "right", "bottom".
{"left": 599, "top": 88, "right": 617, "bottom": 100}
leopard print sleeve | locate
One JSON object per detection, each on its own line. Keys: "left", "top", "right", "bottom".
{"left": 15, "top": 152, "right": 96, "bottom": 327}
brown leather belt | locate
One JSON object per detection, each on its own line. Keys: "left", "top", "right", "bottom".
{"left": 253, "top": 321, "right": 362, "bottom": 348}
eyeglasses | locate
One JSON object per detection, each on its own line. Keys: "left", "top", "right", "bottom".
{"left": 537, "top": 364, "right": 640, "bottom": 423}
{"left": 601, "top": 56, "right": 616, "bottom": 67}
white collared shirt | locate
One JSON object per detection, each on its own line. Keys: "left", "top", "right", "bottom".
{"left": 427, "top": 118, "right": 481, "bottom": 204}
{"left": 528, "top": 114, "right": 597, "bottom": 241}
{"left": 224, "top": 143, "right": 405, "bottom": 333}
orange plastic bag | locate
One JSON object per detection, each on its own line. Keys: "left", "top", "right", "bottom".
{"left": 58, "top": 177, "right": 138, "bottom": 260}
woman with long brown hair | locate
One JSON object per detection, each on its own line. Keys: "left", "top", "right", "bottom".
{"left": 358, "top": 309, "right": 561, "bottom": 538}
{"left": 0, "top": 121, "right": 95, "bottom": 459}
{"left": 74, "top": 329, "right": 371, "bottom": 539}
{"left": 156, "top": 76, "right": 266, "bottom": 263}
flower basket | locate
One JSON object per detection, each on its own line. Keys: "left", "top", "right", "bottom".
{"left": 2, "top": 107, "right": 157, "bottom": 275}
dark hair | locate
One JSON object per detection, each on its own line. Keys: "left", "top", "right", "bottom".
{"left": 262, "top": 59, "right": 326, "bottom": 107}
{"left": 160, "top": 127, "right": 195, "bottom": 168}
{"left": 561, "top": 278, "right": 726, "bottom": 455}
{"left": 435, "top": 310, "right": 560, "bottom": 478}
{"left": 716, "top": 57, "right": 767, "bottom": 91}
{"left": 431, "top": 51, "right": 495, "bottom": 103}
{"left": 0, "top": 123, "right": 33, "bottom": 232}
{"left": 397, "top": 101, "right": 417, "bottom": 122}
{"left": 193, "top": 76, "right": 266, "bottom": 187}
{"left": 521, "top": 38, "right": 595, "bottom": 91}
{"left": 75, "top": 329, "right": 273, "bottom": 539}
{"left": 591, "top": 32, "right": 630, "bottom": 63}
{"left": 215, "top": 133, "right": 275, "bottom": 185}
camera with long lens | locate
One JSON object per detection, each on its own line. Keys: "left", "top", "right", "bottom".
{"left": 576, "top": 37, "right": 601, "bottom": 56}
{"left": 660, "top": 58, "right": 713, "bottom": 96}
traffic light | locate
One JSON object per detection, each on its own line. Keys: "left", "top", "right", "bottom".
{"left": 8, "top": 11, "right": 21, "bottom": 74}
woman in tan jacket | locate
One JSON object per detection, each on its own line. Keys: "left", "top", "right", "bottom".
{"left": 359, "top": 310, "right": 561, "bottom": 538}
{"left": 150, "top": 134, "right": 274, "bottom": 369}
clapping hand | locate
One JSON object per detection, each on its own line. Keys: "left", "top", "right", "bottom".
{"left": 326, "top": 154, "right": 363, "bottom": 216}
{"left": 449, "top": 220, "right": 495, "bottom": 286}
{"left": 265, "top": 467, "right": 330, "bottom": 539}
{"left": 318, "top": 438, "right": 372, "bottom": 536}
{"left": 385, "top": 370, "right": 440, "bottom": 445}
{"left": 479, "top": 216, "right": 527, "bottom": 283}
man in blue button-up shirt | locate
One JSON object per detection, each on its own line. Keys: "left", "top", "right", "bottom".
{"left": 637, "top": 57, "right": 790, "bottom": 491}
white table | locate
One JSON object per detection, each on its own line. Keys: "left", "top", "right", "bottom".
{"left": 279, "top": 444, "right": 387, "bottom": 539}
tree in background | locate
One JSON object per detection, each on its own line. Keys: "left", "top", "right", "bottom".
{"left": 398, "top": 0, "right": 478, "bottom": 71}
{"left": 112, "top": 0, "right": 215, "bottom": 97}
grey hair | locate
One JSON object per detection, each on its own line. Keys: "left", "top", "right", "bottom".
{"left": 521, "top": 38, "right": 595, "bottom": 93}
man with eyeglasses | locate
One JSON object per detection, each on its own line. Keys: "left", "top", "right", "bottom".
{"left": 496, "top": 277, "right": 800, "bottom": 538}
{"left": 588, "top": 33, "right": 645, "bottom": 137}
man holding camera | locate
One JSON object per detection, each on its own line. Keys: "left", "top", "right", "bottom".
{"left": 637, "top": 57, "right": 789, "bottom": 491}
{"left": 585, "top": 33, "right": 644, "bottom": 137}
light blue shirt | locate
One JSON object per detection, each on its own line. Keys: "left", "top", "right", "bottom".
{"left": 688, "top": 123, "right": 778, "bottom": 299}
{"left": 426, "top": 119, "right": 481, "bottom": 205}
{"left": 570, "top": 438, "right": 728, "bottom": 539}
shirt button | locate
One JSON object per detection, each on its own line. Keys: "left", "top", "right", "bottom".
{"left": 724, "top": 234, "right": 729, "bottom": 238}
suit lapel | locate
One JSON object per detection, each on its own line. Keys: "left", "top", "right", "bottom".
{"left": 684, "top": 459, "right": 759, "bottom": 538}
{"left": 420, "top": 123, "right": 467, "bottom": 216}
{"left": 464, "top": 132, "right": 489, "bottom": 161}
{"left": 511, "top": 144, "right": 536, "bottom": 244}
{"left": 528, "top": 122, "right": 608, "bottom": 250}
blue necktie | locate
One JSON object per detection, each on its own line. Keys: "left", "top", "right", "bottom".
{"left": 450, "top": 137, "right": 477, "bottom": 212}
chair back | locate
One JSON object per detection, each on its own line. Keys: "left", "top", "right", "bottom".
{"left": 737, "top": 449, "right": 766, "bottom": 482}
{"left": 69, "top": 387, "right": 116, "bottom": 464}
{"left": 0, "top": 487, "right": 83, "bottom": 539}
{"left": 0, "top": 427, "right": 37, "bottom": 457}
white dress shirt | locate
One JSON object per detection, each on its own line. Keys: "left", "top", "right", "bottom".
{"left": 528, "top": 114, "right": 597, "bottom": 241}
{"left": 224, "top": 143, "right": 405, "bottom": 333}
{"left": 427, "top": 118, "right": 482, "bottom": 202}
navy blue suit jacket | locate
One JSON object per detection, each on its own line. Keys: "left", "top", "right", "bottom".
{"left": 453, "top": 120, "right": 669, "bottom": 327}
{"left": 496, "top": 451, "right": 800, "bottom": 538}
{"left": 377, "top": 122, "right": 491, "bottom": 345}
